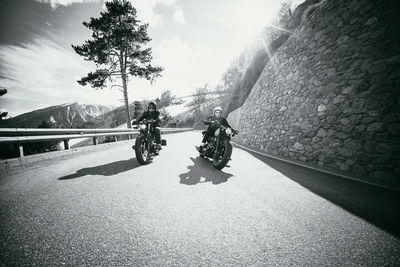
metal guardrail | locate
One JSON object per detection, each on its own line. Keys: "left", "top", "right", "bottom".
{"left": 0, "top": 127, "right": 191, "bottom": 158}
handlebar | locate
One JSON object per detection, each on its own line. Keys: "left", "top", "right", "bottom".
{"left": 204, "top": 120, "right": 239, "bottom": 136}
{"left": 141, "top": 119, "right": 156, "bottom": 123}
{"left": 204, "top": 120, "right": 220, "bottom": 126}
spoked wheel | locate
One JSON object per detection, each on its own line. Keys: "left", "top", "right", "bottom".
{"left": 213, "top": 139, "right": 232, "bottom": 170}
{"left": 135, "top": 136, "right": 148, "bottom": 165}
{"left": 145, "top": 141, "right": 152, "bottom": 164}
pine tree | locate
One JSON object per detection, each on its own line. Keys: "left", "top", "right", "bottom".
{"left": 0, "top": 88, "right": 7, "bottom": 96}
{"left": 0, "top": 88, "right": 8, "bottom": 120}
{"left": 72, "top": 0, "right": 163, "bottom": 128}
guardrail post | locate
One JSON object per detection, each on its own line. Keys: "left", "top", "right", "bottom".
{"left": 114, "top": 136, "right": 118, "bottom": 142}
{"left": 127, "top": 134, "right": 131, "bottom": 140}
{"left": 64, "top": 139, "right": 70, "bottom": 150}
{"left": 93, "top": 137, "right": 98, "bottom": 145}
{"left": 18, "top": 145, "right": 24, "bottom": 157}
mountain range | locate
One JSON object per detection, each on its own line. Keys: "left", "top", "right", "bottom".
{"left": 0, "top": 102, "right": 113, "bottom": 128}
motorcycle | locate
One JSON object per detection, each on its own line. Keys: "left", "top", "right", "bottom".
{"left": 133, "top": 119, "right": 166, "bottom": 165}
{"left": 197, "top": 121, "right": 239, "bottom": 170}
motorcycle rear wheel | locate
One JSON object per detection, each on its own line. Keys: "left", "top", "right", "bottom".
{"left": 213, "top": 139, "right": 232, "bottom": 170}
{"left": 135, "top": 135, "right": 148, "bottom": 165}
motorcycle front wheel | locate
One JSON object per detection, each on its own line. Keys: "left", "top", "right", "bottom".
{"left": 135, "top": 135, "right": 148, "bottom": 165}
{"left": 213, "top": 139, "right": 232, "bottom": 170}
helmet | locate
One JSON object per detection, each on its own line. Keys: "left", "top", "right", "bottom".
{"left": 213, "top": 106, "right": 222, "bottom": 115}
{"left": 148, "top": 101, "right": 157, "bottom": 110}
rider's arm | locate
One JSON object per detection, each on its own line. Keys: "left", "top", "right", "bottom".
{"left": 204, "top": 116, "right": 213, "bottom": 126}
{"left": 221, "top": 117, "right": 231, "bottom": 128}
{"left": 138, "top": 112, "right": 147, "bottom": 122}
{"left": 155, "top": 111, "right": 162, "bottom": 125}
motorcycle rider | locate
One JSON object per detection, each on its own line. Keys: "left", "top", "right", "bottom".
{"left": 199, "top": 106, "right": 232, "bottom": 149}
{"left": 136, "top": 101, "right": 163, "bottom": 150}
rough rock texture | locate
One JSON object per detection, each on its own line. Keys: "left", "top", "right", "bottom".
{"left": 224, "top": 0, "right": 321, "bottom": 116}
{"left": 228, "top": 0, "right": 400, "bottom": 185}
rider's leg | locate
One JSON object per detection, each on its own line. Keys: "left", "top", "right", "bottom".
{"left": 154, "top": 127, "right": 161, "bottom": 143}
{"left": 201, "top": 127, "right": 214, "bottom": 145}
{"left": 154, "top": 127, "right": 162, "bottom": 149}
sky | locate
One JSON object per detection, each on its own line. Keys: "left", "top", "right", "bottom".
{"left": 0, "top": 0, "right": 303, "bottom": 117}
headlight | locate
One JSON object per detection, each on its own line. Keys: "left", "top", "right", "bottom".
{"left": 225, "top": 128, "right": 232, "bottom": 135}
{"left": 140, "top": 124, "right": 147, "bottom": 130}
{"left": 214, "top": 128, "right": 220, "bottom": 136}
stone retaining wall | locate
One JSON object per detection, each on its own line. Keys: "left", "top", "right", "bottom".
{"left": 228, "top": 0, "right": 400, "bottom": 185}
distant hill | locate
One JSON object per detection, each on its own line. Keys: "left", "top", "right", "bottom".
{"left": 0, "top": 98, "right": 186, "bottom": 130}
{"left": 0, "top": 103, "right": 112, "bottom": 128}
{"left": 79, "top": 100, "right": 180, "bottom": 129}
{"left": 78, "top": 102, "right": 143, "bottom": 128}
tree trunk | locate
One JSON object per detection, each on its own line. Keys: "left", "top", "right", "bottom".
{"left": 122, "top": 75, "right": 132, "bottom": 129}
{"left": 120, "top": 53, "right": 132, "bottom": 129}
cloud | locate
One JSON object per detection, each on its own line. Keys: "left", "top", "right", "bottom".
{"left": 202, "top": 0, "right": 287, "bottom": 49}
{"left": 33, "top": 0, "right": 184, "bottom": 26}
{"left": 0, "top": 36, "right": 123, "bottom": 116}
{"left": 129, "top": 0, "right": 184, "bottom": 27}
{"left": 173, "top": 9, "right": 185, "bottom": 23}
{"left": 154, "top": 36, "right": 199, "bottom": 86}
{"left": 118, "top": 36, "right": 198, "bottom": 101}
{"left": 34, "top": 0, "right": 102, "bottom": 9}
{"left": 129, "top": 0, "right": 163, "bottom": 27}
{"left": 137, "top": 36, "right": 234, "bottom": 99}
{"left": 0, "top": 0, "right": 188, "bottom": 115}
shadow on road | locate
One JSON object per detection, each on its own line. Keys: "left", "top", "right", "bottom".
{"left": 247, "top": 151, "right": 400, "bottom": 238}
{"left": 179, "top": 156, "right": 233, "bottom": 185}
{"left": 58, "top": 158, "right": 141, "bottom": 180}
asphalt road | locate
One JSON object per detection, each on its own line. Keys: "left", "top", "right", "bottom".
{"left": 1, "top": 131, "right": 399, "bottom": 266}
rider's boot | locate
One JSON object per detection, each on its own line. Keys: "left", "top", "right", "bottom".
{"left": 196, "top": 142, "right": 207, "bottom": 153}
{"left": 157, "top": 143, "right": 162, "bottom": 150}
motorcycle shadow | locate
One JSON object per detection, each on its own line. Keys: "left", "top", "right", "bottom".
{"left": 179, "top": 156, "right": 233, "bottom": 185}
{"left": 58, "top": 158, "right": 141, "bottom": 180}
